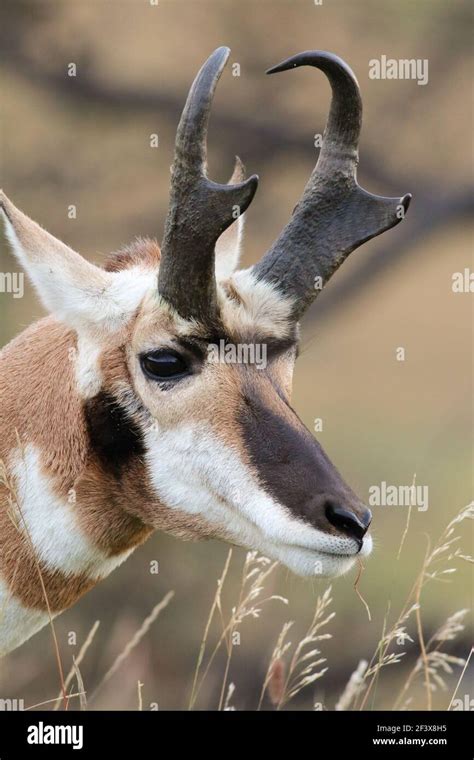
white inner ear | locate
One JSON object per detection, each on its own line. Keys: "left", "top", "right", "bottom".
{"left": 215, "top": 213, "right": 245, "bottom": 281}
{"left": 1, "top": 193, "right": 154, "bottom": 335}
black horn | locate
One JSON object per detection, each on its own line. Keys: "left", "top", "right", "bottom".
{"left": 252, "top": 51, "right": 411, "bottom": 319}
{"left": 159, "top": 47, "right": 259, "bottom": 322}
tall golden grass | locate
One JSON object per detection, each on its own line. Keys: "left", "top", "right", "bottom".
{"left": 1, "top": 448, "right": 472, "bottom": 710}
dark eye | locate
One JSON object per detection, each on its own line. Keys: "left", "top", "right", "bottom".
{"left": 140, "top": 350, "right": 190, "bottom": 381}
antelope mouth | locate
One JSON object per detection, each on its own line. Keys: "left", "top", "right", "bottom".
{"left": 264, "top": 534, "right": 373, "bottom": 578}
{"left": 224, "top": 514, "right": 374, "bottom": 578}
{"left": 211, "top": 487, "right": 374, "bottom": 578}
{"left": 316, "top": 534, "right": 373, "bottom": 558}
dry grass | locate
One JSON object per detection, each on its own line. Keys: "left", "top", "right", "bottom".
{"left": 355, "top": 501, "right": 473, "bottom": 711}
{"left": 259, "top": 586, "right": 333, "bottom": 710}
{"left": 0, "top": 457, "right": 175, "bottom": 711}
{"left": 188, "top": 550, "right": 288, "bottom": 711}
{"left": 201, "top": 501, "right": 472, "bottom": 711}
{"left": 335, "top": 659, "right": 368, "bottom": 711}
{"left": 89, "top": 590, "right": 174, "bottom": 703}
{"left": 53, "top": 621, "right": 100, "bottom": 711}
{"left": 0, "top": 474, "right": 471, "bottom": 711}
{"left": 184, "top": 503, "right": 471, "bottom": 711}
{"left": 0, "top": 444, "right": 68, "bottom": 707}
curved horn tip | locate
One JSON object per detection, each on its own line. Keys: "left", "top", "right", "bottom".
{"left": 247, "top": 172, "right": 259, "bottom": 195}
{"left": 265, "top": 50, "right": 356, "bottom": 79}
{"left": 235, "top": 173, "right": 259, "bottom": 211}
{"left": 266, "top": 61, "right": 294, "bottom": 75}
{"left": 210, "top": 46, "right": 231, "bottom": 68}
{"left": 401, "top": 192, "right": 412, "bottom": 212}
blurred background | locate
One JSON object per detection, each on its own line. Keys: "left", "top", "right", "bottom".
{"left": 0, "top": 0, "right": 472, "bottom": 711}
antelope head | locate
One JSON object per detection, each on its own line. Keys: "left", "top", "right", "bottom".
{"left": 1, "top": 48, "right": 411, "bottom": 581}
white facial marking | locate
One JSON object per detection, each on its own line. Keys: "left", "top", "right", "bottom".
{"left": 98, "top": 268, "right": 156, "bottom": 332}
{"left": 9, "top": 446, "right": 135, "bottom": 579}
{"left": 75, "top": 332, "right": 103, "bottom": 399}
{"left": 144, "top": 424, "right": 371, "bottom": 577}
{"left": 220, "top": 269, "right": 296, "bottom": 340}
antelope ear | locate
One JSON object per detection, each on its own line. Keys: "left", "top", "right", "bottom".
{"left": 215, "top": 156, "right": 248, "bottom": 281}
{"left": 0, "top": 191, "right": 152, "bottom": 333}
{"left": 215, "top": 213, "right": 245, "bottom": 281}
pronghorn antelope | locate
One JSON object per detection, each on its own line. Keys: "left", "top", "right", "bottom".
{"left": 0, "top": 48, "right": 411, "bottom": 656}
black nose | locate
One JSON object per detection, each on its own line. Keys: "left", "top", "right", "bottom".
{"left": 325, "top": 503, "right": 372, "bottom": 545}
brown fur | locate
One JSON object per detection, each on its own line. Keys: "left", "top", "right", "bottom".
{"left": 0, "top": 524, "right": 97, "bottom": 613}
{"left": 0, "top": 235, "right": 364, "bottom": 616}
{"left": 104, "top": 238, "right": 161, "bottom": 273}
{"left": 0, "top": 243, "right": 214, "bottom": 611}
{"left": 0, "top": 319, "right": 144, "bottom": 610}
{"left": 0, "top": 319, "right": 86, "bottom": 496}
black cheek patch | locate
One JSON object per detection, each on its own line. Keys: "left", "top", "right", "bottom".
{"left": 84, "top": 391, "right": 145, "bottom": 478}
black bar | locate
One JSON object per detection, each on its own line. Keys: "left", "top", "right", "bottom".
{"left": 0, "top": 710, "right": 471, "bottom": 757}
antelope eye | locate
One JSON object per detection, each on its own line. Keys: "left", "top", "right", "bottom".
{"left": 141, "top": 350, "right": 190, "bottom": 381}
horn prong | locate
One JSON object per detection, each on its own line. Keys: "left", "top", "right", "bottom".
{"left": 159, "top": 49, "right": 258, "bottom": 322}
{"left": 253, "top": 50, "right": 411, "bottom": 319}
